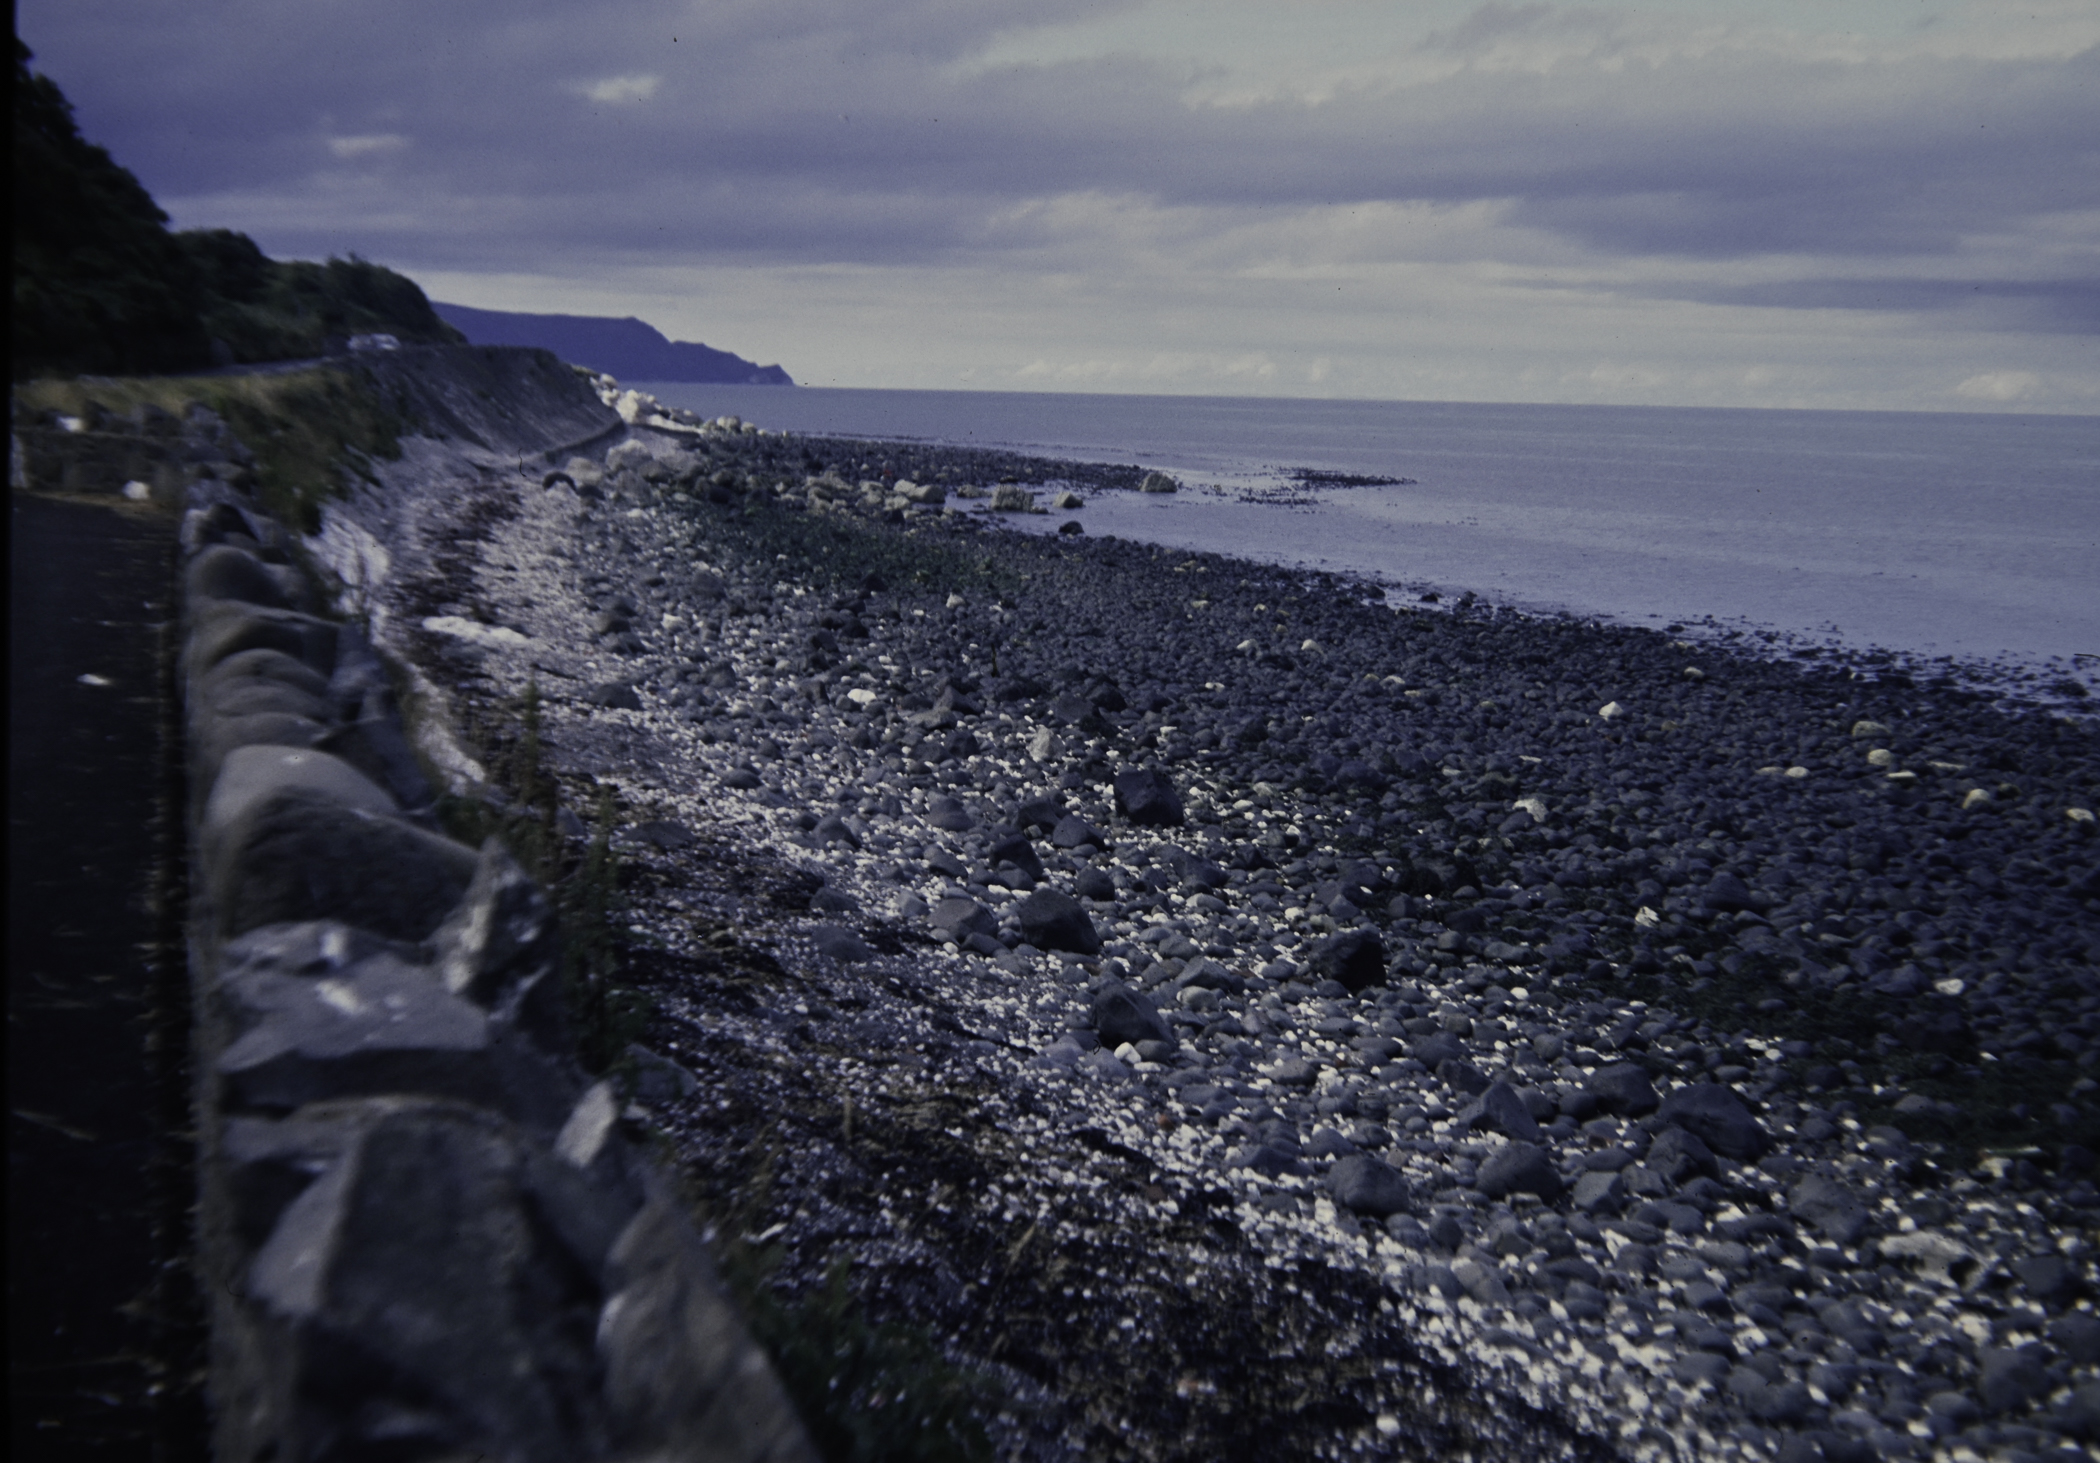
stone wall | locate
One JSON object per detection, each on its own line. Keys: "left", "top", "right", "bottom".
{"left": 169, "top": 369, "right": 815, "bottom": 1460}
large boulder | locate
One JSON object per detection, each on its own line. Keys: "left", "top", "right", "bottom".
{"left": 209, "top": 929, "right": 574, "bottom": 1129}
{"left": 1309, "top": 927, "right": 1385, "bottom": 993}
{"left": 432, "top": 839, "right": 565, "bottom": 1042}
{"left": 1657, "top": 1083, "right": 1770, "bottom": 1161}
{"left": 1585, "top": 1062, "right": 1660, "bottom": 1116}
{"left": 1458, "top": 1080, "right": 1541, "bottom": 1145}
{"left": 1787, "top": 1174, "right": 1870, "bottom": 1246}
{"left": 1090, "top": 981, "right": 1173, "bottom": 1049}
{"left": 227, "top": 1100, "right": 686, "bottom": 1463}
{"left": 1329, "top": 1155, "right": 1411, "bottom": 1217}
{"left": 185, "top": 602, "right": 338, "bottom": 680}
{"left": 1112, "top": 768, "right": 1184, "bottom": 827}
{"left": 187, "top": 544, "right": 291, "bottom": 609}
{"left": 929, "top": 896, "right": 997, "bottom": 942}
{"left": 1014, "top": 889, "right": 1101, "bottom": 954}
{"left": 1475, "top": 1142, "right": 1563, "bottom": 1201}
{"left": 203, "top": 746, "right": 478, "bottom": 941}
{"left": 191, "top": 712, "right": 327, "bottom": 786}
{"left": 1408, "top": 1031, "right": 1466, "bottom": 1068}
{"left": 597, "top": 1201, "right": 822, "bottom": 1460}
{"left": 1646, "top": 1125, "right": 1718, "bottom": 1184}
{"left": 986, "top": 829, "right": 1046, "bottom": 881}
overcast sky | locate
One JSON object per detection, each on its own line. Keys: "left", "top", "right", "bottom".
{"left": 21, "top": 0, "right": 2099, "bottom": 410}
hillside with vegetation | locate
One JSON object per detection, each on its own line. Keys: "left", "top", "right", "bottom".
{"left": 11, "top": 41, "right": 461, "bottom": 379}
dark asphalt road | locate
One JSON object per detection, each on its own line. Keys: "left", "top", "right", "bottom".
{"left": 8, "top": 491, "right": 203, "bottom": 1460}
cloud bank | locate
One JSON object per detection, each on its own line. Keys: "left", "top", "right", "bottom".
{"left": 19, "top": 0, "right": 2100, "bottom": 409}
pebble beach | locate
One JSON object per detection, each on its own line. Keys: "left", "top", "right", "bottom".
{"left": 344, "top": 378, "right": 2100, "bottom": 1463}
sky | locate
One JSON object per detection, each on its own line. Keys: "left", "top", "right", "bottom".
{"left": 19, "top": 0, "right": 2100, "bottom": 411}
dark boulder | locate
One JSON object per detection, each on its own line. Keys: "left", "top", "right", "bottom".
{"left": 1658, "top": 1083, "right": 1770, "bottom": 1161}
{"left": 1309, "top": 927, "right": 1385, "bottom": 993}
{"left": 1647, "top": 1126, "right": 1719, "bottom": 1185}
{"left": 1702, "top": 871, "right": 1758, "bottom": 914}
{"left": 1585, "top": 1063, "right": 1660, "bottom": 1117}
{"left": 1072, "top": 866, "right": 1117, "bottom": 901}
{"left": 1090, "top": 981, "right": 1173, "bottom": 1049}
{"left": 1409, "top": 1031, "right": 1466, "bottom": 1068}
{"left": 202, "top": 747, "right": 477, "bottom": 942}
{"left": 930, "top": 897, "right": 997, "bottom": 941}
{"left": 188, "top": 544, "right": 291, "bottom": 608}
{"left": 986, "top": 829, "right": 1045, "bottom": 881}
{"left": 1014, "top": 889, "right": 1102, "bottom": 955}
{"left": 1438, "top": 1058, "right": 1490, "bottom": 1095}
{"left": 1329, "top": 1155, "right": 1412, "bottom": 1217}
{"left": 925, "top": 795, "right": 974, "bottom": 832}
{"left": 1458, "top": 1080, "right": 1541, "bottom": 1144}
{"left": 1788, "top": 1175, "right": 1869, "bottom": 1246}
{"left": 1476, "top": 1142, "right": 1563, "bottom": 1200}
{"left": 1113, "top": 768, "right": 1184, "bottom": 826}
{"left": 1050, "top": 814, "right": 1106, "bottom": 850}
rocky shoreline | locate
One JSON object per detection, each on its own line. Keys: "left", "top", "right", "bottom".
{"left": 335, "top": 371, "right": 2100, "bottom": 1463}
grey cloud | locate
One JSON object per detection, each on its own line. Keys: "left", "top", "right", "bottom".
{"left": 1634, "top": 278, "right": 2100, "bottom": 335}
{"left": 19, "top": 0, "right": 2099, "bottom": 314}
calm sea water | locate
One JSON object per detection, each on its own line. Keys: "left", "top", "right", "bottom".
{"left": 638, "top": 383, "right": 2100, "bottom": 677}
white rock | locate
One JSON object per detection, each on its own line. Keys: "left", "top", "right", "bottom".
{"left": 1513, "top": 796, "right": 1548, "bottom": 821}
{"left": 556, "top": 1082, "right": 619, "bottom": 1168}
{"left": 421, "top": 615, "right": 531, "bottom": 649}
{"left": 1879, "top": 1230, "right": 1976, "bottom": 1285}
{"left": 122, "top": 480, "right": 152, "bottom": 501}
{"left": 1028, "top": 727, "right": 1061, "bottom": 762}
{"left": 613, "top": 390, "right": 659, "bottom": 425}
{"left": 1963, "top": 788, "right": 1993, "bottom": 809}
{"left": 605, "top": 438, "right": 658, "bottom": 470}
{"left": 1598, "top": 701, "right": 1625, "bottom": 720}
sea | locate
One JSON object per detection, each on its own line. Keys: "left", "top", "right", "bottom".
{"left": 634, "top": 383, "right": 2100, "bottom": 695}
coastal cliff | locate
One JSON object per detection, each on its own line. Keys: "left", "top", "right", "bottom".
{"left": 434, "top": 302, "right": 795, "bottom": 386}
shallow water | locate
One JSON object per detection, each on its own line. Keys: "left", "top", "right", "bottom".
{"left": 638, "top": 383, "right": 2100, "bottom": 675}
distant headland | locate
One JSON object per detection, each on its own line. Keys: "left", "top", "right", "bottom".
{"left": 432, "top": 303, "right": 794, "bottom": 386}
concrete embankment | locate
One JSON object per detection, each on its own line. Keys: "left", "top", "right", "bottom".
{"left": 12, "top": 347, "right": 815, "bottom": 1463}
